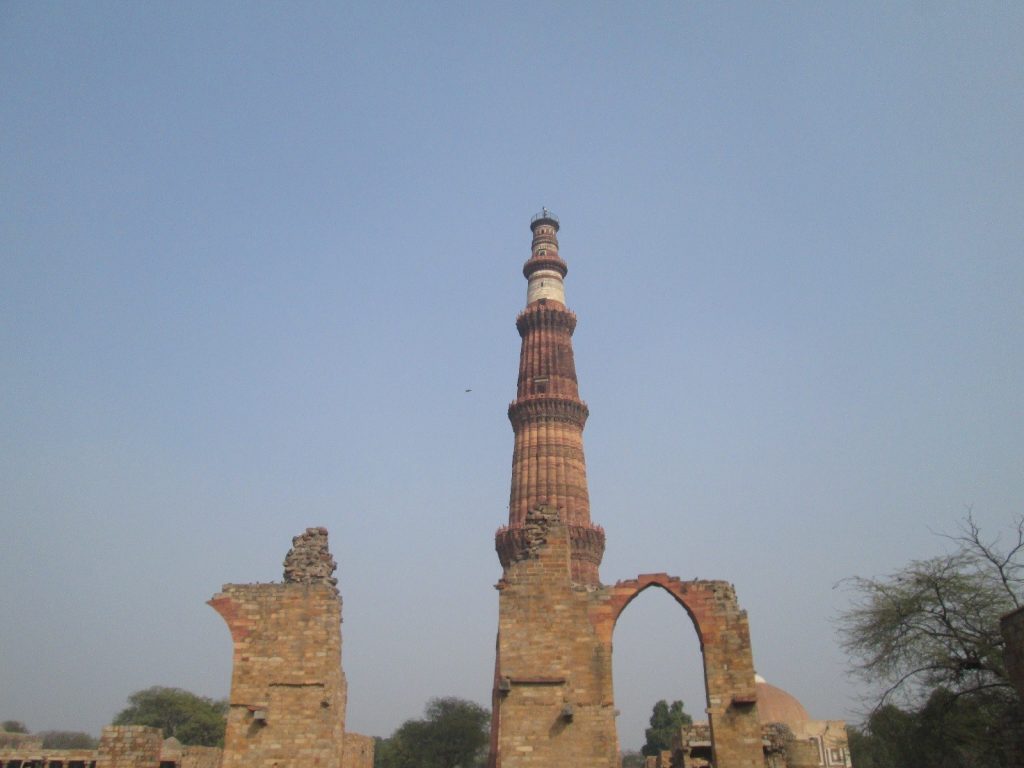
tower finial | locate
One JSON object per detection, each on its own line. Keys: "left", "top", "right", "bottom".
{"left": 530, "top": 208, "right": 560, "bottom": 230}
{"left": 524, "top": 210, "right": 566, "bottom": 305}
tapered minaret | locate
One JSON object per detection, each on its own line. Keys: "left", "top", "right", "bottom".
{"left": 495, "top": 210, "right": 604, "bottom": 586}
{"left": 489, "top": 213, "right": 764, "bottom": 768}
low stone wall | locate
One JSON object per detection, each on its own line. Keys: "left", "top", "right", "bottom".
{"left": 0, "top": 745, "right": 97, "bottom": 768}
{"left": 0, "top": 728, "right": 222, "bottom": 768}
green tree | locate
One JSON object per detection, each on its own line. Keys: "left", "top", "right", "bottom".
{"left": 848, "top": 689, "right": 1021, "bottom": 768}
{"left": 374, "top": 697, "right": 489, "bottom": 768}
{"left": 1, "top": 722, "right": 28, "bottom": 734}
{"left": 113, "top": 687, "right": 227, "bottom": 747}
{"left": 838, "top": 514, "right": 1024, "bottom": 766}
{"left": 642, "top": 699, "right": 692, "bottom": 757}
{"left": 38, "top": 731, "right": 99, "bottom": 749}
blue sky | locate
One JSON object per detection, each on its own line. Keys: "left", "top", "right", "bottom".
{"left": 2, "top": 1, "right": 1022, "bottom": 751}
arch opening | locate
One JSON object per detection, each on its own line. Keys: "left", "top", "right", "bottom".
{"left": 611, "top": 584, "right": 706, "bottom": 757}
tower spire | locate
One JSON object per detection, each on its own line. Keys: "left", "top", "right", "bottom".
{"left": 495, "top": 211, "right": 604, "bottom": 586}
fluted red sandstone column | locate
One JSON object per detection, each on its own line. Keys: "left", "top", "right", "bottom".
{"left": 495, "top": 210, "right": 604, "bottom": 587}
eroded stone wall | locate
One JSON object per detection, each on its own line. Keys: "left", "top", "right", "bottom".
{"left": 491, "top": 506, "right": 618, "bottom": 768}
{"left": 490, "top": 508, "right": 763, "bottom": 768}
{"left": 210, "top": 528, "right": 347, "bottom": 768}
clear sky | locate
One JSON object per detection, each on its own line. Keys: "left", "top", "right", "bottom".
{"left": 2, "top": 1, "right": 1022, "bottom": 753}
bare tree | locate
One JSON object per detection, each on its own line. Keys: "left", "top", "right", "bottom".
{"left": 838, "top": 513, "right": 1024, "bottom": 710}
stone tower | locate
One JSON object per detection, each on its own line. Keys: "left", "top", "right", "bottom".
{"left": 488, "top": 213, "right": 764, "bottom": 768}
{"left": 495, "top": 209, "right": 605, "bottom": 587}
{"left": 489, "top": 211, "right": 618, "bottom": 767}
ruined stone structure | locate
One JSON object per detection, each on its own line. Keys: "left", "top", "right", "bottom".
{"left": 209, "top": 527, "right": 372, "bottom": 768}
{"left": 0, "top": 727, "right": 216, "bottom": 768}
{"left": 2, "top": 530, "right": 372, "bottom": 768}
{"left": 489, "top": 213, "right": 763, "bottom": 768}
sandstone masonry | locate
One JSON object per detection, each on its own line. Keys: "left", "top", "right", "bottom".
{"left": 489, "top": 213, "right": 763, "bottom": 768}
{"left": 209, "top": 527, "right": 371, "bottom": 768}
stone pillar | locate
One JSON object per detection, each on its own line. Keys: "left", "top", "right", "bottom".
{"left": 491, "top": 507, "right": 618, "bottom": 768}
{"left": 95, "top": 727, "right": 162, "bottom": 768}
{"left": 210, "top": 528, "right": 346, "bottom": 768}
{"left": 694, "top": 584, "right": 762, "bottom": 768}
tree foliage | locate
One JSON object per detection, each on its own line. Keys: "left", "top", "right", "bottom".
{"left": 848, "top": 688, "right": 1021, "bottom": 768}
{"left": 839, "top": 514, "right": 1024, "bottom": 767}
{"left": 1, "top": 722, "right": 28, "bottom": 734}
{"left": 113, "top": 687, "right": 227, "bottom": 747}
{"left": 642, "top": 699, "right": 692, "bottom": 757}
{"left": 374, "top": 697, "right": 489, "bottom": 768}
{"left": 838, "top": 513, "right": 1022, "bottom": 709}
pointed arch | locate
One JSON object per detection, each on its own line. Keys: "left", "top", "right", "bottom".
{"left": 589, "top": 574, "right": 764, "bottom": 768}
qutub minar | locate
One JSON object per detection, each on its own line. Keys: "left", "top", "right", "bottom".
{"left": 487, "top": 211, "right": 765, "bottom": 768}
{"left": 495, "top": 209, "right": 605, "bottom": 588}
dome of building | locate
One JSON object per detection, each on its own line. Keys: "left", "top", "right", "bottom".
{"left": 755, "top": 674, "right": 810, "bottom": 730}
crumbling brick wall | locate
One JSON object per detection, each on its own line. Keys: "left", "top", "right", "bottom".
{"left": 210, "top": 528, "right": 347, "bottom": 768}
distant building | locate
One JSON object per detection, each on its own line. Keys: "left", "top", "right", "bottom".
{"left": 661, "top": 676, "right": 852, "bottom": 768}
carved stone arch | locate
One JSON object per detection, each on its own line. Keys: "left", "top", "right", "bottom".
{"left": 590, "top": 573, "right": 763, "bottom": 768}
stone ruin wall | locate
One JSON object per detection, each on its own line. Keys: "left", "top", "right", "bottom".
{"left": 209, "top": 527, "right": 373, "bottom": 768}
{"left": 0, "top": 728, "right": 222, "bottom": 768}
{"left": 94, "top": 728, "right": 162, "bottom": 768}
{"left": 175, "top": 748, "right": 221, "bottom": 768}
{"left": 490, "top": 508, "right": 763, "bottom": 768}
{"left": 1, "top": 528, "right": 372, "bottom": 768}
{"left": 0, "top": 733, "right": 99, "bottom": 768}
{"left": 491, "top": 506, "right": 619, "bottom": 768}
{"left": 340, "top": 733, "right": 374, "bottom": 768}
